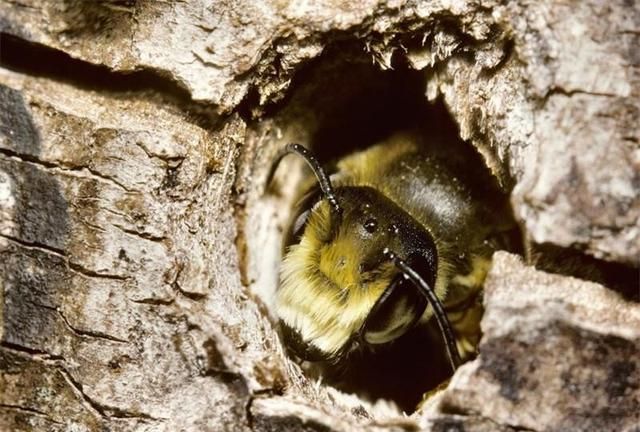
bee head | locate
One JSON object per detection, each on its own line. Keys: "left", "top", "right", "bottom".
{"left": 271, "top": 146, "right": 439, "bottom": 361}
{"left": 278, "top": 185, "right": 439, "bottom": 360}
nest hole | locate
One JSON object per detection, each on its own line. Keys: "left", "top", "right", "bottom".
{"left": 244, "top": 42, "right": 522, "bottom": 413}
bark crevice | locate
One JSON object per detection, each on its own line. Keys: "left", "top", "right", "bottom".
{"left": 0, "top": 32, "right": 219, "bottom": 129}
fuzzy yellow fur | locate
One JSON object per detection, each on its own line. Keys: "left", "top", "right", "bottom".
{"left": 278, "top": 203, "right": 395, "bottom": 356}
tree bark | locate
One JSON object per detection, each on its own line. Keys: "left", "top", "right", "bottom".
{"left": 0, "top": 1, "right": 638, "bottom": 431}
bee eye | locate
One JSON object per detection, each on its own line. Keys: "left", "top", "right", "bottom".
{"left": 363, "top": 218, "right": 378, "bottom": 233}
{"left": 360, "top": 253, "right": 435, "bottom": 345}
{"left": 360, "top": 273, "right": 427, "bottom": 345}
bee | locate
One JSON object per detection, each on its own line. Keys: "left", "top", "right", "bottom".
{"left": 268, "top": 131, "right": 515, "bottom": 383}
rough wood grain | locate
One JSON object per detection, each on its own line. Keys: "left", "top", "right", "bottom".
{"left": 1, "top": 1, "right": 638, "bottom": 431}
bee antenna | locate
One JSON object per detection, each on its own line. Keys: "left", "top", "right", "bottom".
{"left": 383, "top": 248, "right": 462, "bottom": 372}
{"left": 267, "top": 143, "right": 342, "bottom": 216}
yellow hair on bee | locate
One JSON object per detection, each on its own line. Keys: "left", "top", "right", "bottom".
{"left": 335, "top": 137, "right": 415, "bottom": 181}
{"left": 277, "top": 202, "right": 393, "bottom": 356}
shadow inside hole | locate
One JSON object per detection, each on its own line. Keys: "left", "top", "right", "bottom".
{"left": 309, "top": 67, "right": 434, "bottom": 162}
{"left": 277, "top": 43, "right": 463, "bottom": 164}
{"left": 530, "top": 243, "right": 640, "bottom": 302}
{"left": 316, "top": 322, "right": 453, "bottom": 412}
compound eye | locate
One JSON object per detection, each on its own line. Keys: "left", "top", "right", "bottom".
{"left": 361, "top": 275, "right": 427, "bottom": 345}
{"left": 360, "top": 252, "right": 437, "bottom": 345}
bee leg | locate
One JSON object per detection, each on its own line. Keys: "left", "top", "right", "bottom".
{"left": 417, "top": 378, "right": 452, "bottom": 410}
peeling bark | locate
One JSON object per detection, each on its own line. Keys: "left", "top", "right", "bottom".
{"left": 0, "top": 1, "right": 638, "bottom": 431}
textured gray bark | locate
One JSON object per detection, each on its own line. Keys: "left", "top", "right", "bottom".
{"left": 0, "top": 1, "right": 638, "bottom": 431}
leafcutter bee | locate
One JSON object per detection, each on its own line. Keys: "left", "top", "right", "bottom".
{"left": 268, "top": 131, "right": 515, "bottom": 390}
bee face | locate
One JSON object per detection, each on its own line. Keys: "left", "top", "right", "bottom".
{"left": 277, "top": 185, "right": 436, "bottom": 360}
